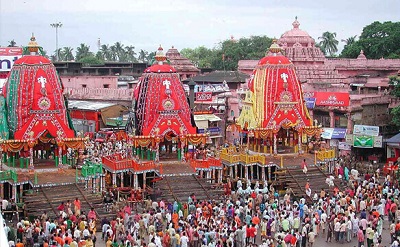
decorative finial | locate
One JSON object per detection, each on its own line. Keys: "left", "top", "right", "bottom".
{"left": 27, "top": 33, "right": 40, "bottom": 55}
{"left": 292, "top": 17, "right": 300, "bottom": 29}
{"left": 269, "top": 39, "right": 282, "bottom": 55}
{"left": 154, "top": 45, "right": 167, "bottom": 65}
{"left": 172, "top": 45, "right": 174, "bottom": 49}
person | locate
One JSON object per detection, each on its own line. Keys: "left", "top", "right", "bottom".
{"left": 73, "top": 198, "right": 81, "bottom": 216}
{"left": 301, "top": 159, "right": 308, "bottom": 174}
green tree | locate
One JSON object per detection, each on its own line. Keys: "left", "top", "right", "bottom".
{"left": 78, "top": 55, "right": 104, "bottom": 66}
{"left": 341, "top": 35, "right": 357, "bottom": 46}
{"left": 125, "top": 45, "right": 137, "bottom": 62}
{"left": 138, "top": 49, "right": 148, "bottom": 63}
{"left": 99, "top": 44, "right": 112, "bottom": 61}
{"left": 389, "top": 75, "right": 400, "bottom": 126}
{"left": 318, "top": 31, "right": 339, "bottom": 56}
{"left": 75, "top": 43, "right": 93, "bottom": 61}
{"left": 7, "top": 39, "right": 17, "bottom": 47}
{"left": 62, "top": 47, "right": 74, "bottom": 61}
{"left": 181, "top": 46, "right": 214, "bottom": 68}
{"left": 340, "top": 21, "right": 400, "bottom": 59}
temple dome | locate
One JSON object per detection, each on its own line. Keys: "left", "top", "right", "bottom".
{"left": 14, "top": 55, "right": 51, "bottom": 65}
{"left": 278, "top": 17, "right": 316, "bottom": 48}
{"left": 144, "top": 45, "right": 176, "bottom": 73}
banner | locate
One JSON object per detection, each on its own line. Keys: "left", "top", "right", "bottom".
{"left": 374, "top": 135, "right": 383, "bottom": 148}
{"left": 345, "top": 134, "right": 353, "bottom": 145}
{"left": 0, "top": 47, "right": 23, "bottom": 72}
{"left": 353, "top": 125, "right": 379, "bottom": 137}
{"left": 321, "top": 128, "right": 334, "bottom": 139}
{"left": 315, "top": 92, "right": 350, "bottom": 106}
{"left": 331, "top": 128, "right": 347, "bottom": 139}
{"left": 195, "top": 92, "right": 213, "bottom": 101}
{"left": 339, "top": 142, "right": 352, "bottom": 151}
{"left": 353, "top": 135, "right": 374, "bottom": 148}
{"left": 305, "top": 97, "right": 316, "bottom": 109}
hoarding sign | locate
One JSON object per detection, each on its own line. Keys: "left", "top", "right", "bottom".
{"left": 345, "top": 134, "right": 353, "bottom": 145}
{"left": 353, "top": 125, "right": 379, "bottom": 137}
{"left": 321, "top": 128, "right": 334, "bottom": 139}
{"left": 0, "top": 47, "right": 23, "bottom": 72}
{"left": 374, "top": 135, "right": 383, "bottom": 148}
{"left": 195, "top": 92, "right": 213, "bottom": 101}
{"left": 339, "top": 142, "right": 352, "bottom": 151}
{"left": 331, "top": 128, "right": 347, "bottom": 139}
{"left": 305, "top": 97, "right": 316, "bottom": 109}
{"left": 315, "top": 92, "right": 350, "bottom": 106}
{"left": 353, "top": 135, "right": 374, "bottom": 148}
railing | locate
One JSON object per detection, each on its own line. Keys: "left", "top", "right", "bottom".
{"left": 220, "top": 148, "right": 272, "bottom": 166}
{"left": 190, "top": 158, "right": 222, "bottom": 171}
{"left": 81, "top": 161, "right": 103, "bottom": 177}
{"left": 0, "top": 170, "right": 18, "bottom": 182}
{"left": 102, "top": 155, "right": 157, "bottom": 173}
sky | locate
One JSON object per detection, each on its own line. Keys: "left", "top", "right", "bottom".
{"left": 1, "top": 0, "right": 399, "bottom": 56}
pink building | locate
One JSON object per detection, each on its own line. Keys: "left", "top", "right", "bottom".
{"left": 238, "top": 18, "right": 400, "bottom": 134}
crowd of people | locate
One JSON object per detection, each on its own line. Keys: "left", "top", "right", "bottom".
{"left": 1, "top": 148, "right": 399, "bottom": 247}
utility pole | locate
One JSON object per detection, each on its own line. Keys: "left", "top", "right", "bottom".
{"left": 50, "top": 22, "right": 63, "bottom": 61}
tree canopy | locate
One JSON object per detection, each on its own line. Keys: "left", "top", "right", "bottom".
{"left": 389, "top": 75, "right": 400, "bottom": 127}
{"left": 341, "top": 21, "right": 400, "bottom": 59}
{"left": 318, "top": 31, "right": 339, "bottom": 57}
{"left": 182, "top": 36, "right": 273, "bottom": 70}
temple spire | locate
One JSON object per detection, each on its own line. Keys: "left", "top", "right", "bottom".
{"left": 292, "top": 16, "right": 300, "bottom": 29}
{"left": 27, "top": 34, "right": 40, "bottom": 55}
{"left": 268, "top": 39, "right": 282, "bottom": 56}
{"left": 154, "top": 45, "right": 167, "bottom": 65}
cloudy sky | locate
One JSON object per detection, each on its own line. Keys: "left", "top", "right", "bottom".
{"left": 1, "top": 0, "right": 399, "bottom": 55}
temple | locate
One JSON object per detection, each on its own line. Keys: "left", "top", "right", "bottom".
{"left": 166, "top": 46, "right": 200, "bottom": 80}
{"left": 237, "top": 41, "right": 320, "bottom": 154}
{"left": 127, "top": 46, "right": 206, "bottom": 162}
{"left": 0, "top": 36, "right": 85, "bottom": 169}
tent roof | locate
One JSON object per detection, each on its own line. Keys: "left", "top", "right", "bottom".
{"left": 68, "top": 100, "right": 117, "bottom": 111}
{"left": 387, "top": 133, "right": 400, "bottom": 143}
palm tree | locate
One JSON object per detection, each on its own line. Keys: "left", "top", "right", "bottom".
{"left": 113, "top": 42, "right": 125, "bottom": 61}
{"left": 138, "top": 49, "right": 148, "bottom": 63}
{"left": 100, "top": 44, "right": 112, "bottom": 61}
{"left": 75, "top": 43, "right": 93, "bottom": 61}
{"left": 7, "top": 40, "right": 17, "bottom": 47}
{"left": 109, "top": 45, "right": 117, "bottom": 61}
{"left": 125, "top": 45, "right": 137, "bottom": 62}
{"left": 341, "top": 35, "right": 357, "bottom": 46}
{"left": 54, "top": 48, "right": 64, "bottom": 61}
{"left": 146, "top": 51, "right": 156, "bottom": 64}
{"left": 62, "top": 47, "right": 74, "bottom": 61}
{"left": 318, "top": 31, "right": 339, "bottom": 56}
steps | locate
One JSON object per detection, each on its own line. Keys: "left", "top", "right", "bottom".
{"left": 278, "top": 165, "right": 345, "bottom": 203}
{"left": 23, "top": 183, "right": 114, "bottom": 221}
{"left": 153, "top": 174, "right": 224, "bottom": 203}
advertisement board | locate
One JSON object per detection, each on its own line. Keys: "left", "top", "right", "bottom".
{"left": 0, "top": 47, "right": 23, "bottom": 72}
{"left": 315, "top": 92, "right": 350, "bottom": 106}
{"left": 374, "top": 135, "right": 383, "bottom": 148}
{"left": 305, "top": 97, "right": 316, "bottom": 109}
{"left": 339, "top": 142, "right": 352, "bottom": 151}
{"left": 195, "top": 92, "right": 213, "bottom": 101}
{"left": 321, "top": 128, "right": 334, "bottom": 139}
{"left": 353, "top": 125, "right": 379, "bottom": 137}
{"left": 353, "top": 135, "right": 374, "bottom": 148}
{"left": 345, "top": 134, "right": 353, "bottom": 145}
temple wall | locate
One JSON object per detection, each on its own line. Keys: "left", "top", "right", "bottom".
{"left": 66, "top": 87, "right": 132, "bottom": 102}
{"left": 60, "top": 76, "right": 119, "bottom": 89}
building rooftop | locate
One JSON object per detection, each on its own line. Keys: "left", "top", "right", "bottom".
{"left": 68, "top": 100, "right": 117, "bottom": 111}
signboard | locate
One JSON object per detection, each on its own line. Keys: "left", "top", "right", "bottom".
{"left": 345, "top": 134, "right": 353, "bottom": 145}
{"left": 0, "top": 47, "right": 23, "bottom": 72}
{"left": 321, "top": 128, "right": 347, "bottom": 139}
{"left": 208, "top": 127, "right": 221, "bottom": 134}
{"left": 353, "top": 125, "right": 379, "bottom": 137}
{"left": 374, "top": 135, "right": 383, "bottom": 148}
{"left": 195, "top": 92, "right": 213, "bottom": 102}
{"left": 339, "top": 142, "right": 352, "bottom": 151}
{"left": 331, "top": 128, "right": 347, "bottom": 139}
{"left": 321, "top": 128, "right": 334, "bottom": 139}
{"left": 353, "top": 135, "right": 374, "bottom": 148}
{"left": 195, "top": 84, "right": 230, "bottom": 93}
{"left": 305, "top": 97, "right": 316, "bottom": 109}
{"left": 315, "top": 92, "right": 350, "bottom": 106}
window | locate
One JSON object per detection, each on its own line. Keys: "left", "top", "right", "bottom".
{"left": 82, "top": 84, "right": 87, "bottom": 88}
{"left": 103, "top": 84, "right": 110, "bottom": 88}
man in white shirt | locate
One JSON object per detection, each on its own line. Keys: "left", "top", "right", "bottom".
{"left": 181, "top": 232, "right": 189, "bottom": 247}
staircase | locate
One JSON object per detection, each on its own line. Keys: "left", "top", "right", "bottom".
{"left": 23, "top": 183, "right": 114, "bottom": 221}
{"left": 278, "top": 165, "right": 345, "bottom": 203}
{"left": 153, "top": 174, "right": 224, "bottom": 203}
